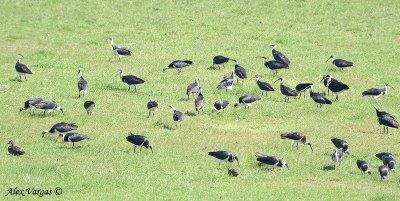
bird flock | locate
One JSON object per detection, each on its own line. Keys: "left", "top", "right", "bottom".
{"left": 10, "top": 40, "right": 398, "bottom": 181}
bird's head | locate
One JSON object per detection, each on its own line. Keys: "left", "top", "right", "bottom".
{"left": 148, "top": 144, "right": 153, "bottom": 153}
{"left": 344, "top": 149, "right": 350, "bottom": 155}
{"left": 326, "top": 55, "right": 334, "bottom": 62}
{"left": 270, "top": 44, "right": 277, "bottom": 49}
{"left": 7, "top": 140, "right": 14, "bottom": 146}
{"left": 366, "top": 170, "right": 372, "bottom": 175}
{"left": 257, "top": 56, "right": 268, "bottom": 61}
{"left": 58, "top": 107, "right": 64, "bottom": 114}
{"left": 279, "top": 160, "right": 289, "bottom": 169}
{"left": 255, "top": 152, "right": 266, "bottom": 158}
{"left": 19, "top": 107, "right": 25, "bottom": 112}
{"left": 169, "top": 105, "right": 176, "bottom": 111}
{"left": 233, "top": 103, "right": 240, "bottom": 108}
{"left": 149, "top": 95, "right": 153, "bottom": 101}
{"left": 18, "top": 54, "right": 24, "bottom": 58}
{"left": 41, "top": 131, "right": 49, "bottom": 137}
{"left": 230, "top": 59, "right": 237, "bottom": 63}
{"left": 233, "top": 155, "right": 240, "bottom": 166}
{"left": 274, "top": 77, "right": 283, "bottom": 84}
{"left": 373, "top": 105, "right": 379, "bottom": 112}
{"left": 162, "top": 67, "right": 169, "bottom": 72}
{"left": 305, "top": 142, "right": 313, "bottom": 152}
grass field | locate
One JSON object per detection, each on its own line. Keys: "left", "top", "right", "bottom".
{"left": 1, "top": 0, "right": 400, "bottom": 200}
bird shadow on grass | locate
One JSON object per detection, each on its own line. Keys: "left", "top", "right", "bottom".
{"left": 9, "top": 77, "right": 23, "bottom": 82}
{"left": 178, "top": 98, "right": 189, "bottom": 102}
{"left": 323, "top": 165, "right": 335, "bottom": 171}
{"left": 105, "top": 84, "right": 128, "bottom": 92}
{"left": 206, "top": 65, "right": 221, "bottom": 70}
{"left": 185, "top": 111, "right": 197, "bottom": 117}
{"left": 57, "top": 145, "right": 83, "bottom": 150}
{"left": 153, "top": 120, "right": 174, "bottom": 130}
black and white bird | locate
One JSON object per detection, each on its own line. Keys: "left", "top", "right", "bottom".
{"left": 375, "top": 152, "right": 393, "bottom": 160}
{"left": 271, "top": 45, "right": 290, "bottom": 66}
{"left": 77, "top": 70, "right": 88, "bottom": 98}
{"left": 169, "top": 105, "right": 184, "bottom": 128}
{"left": 42, "top": 122, "right": 78, "bottom": 138}
{"left": 15, "top": 54, "right": 32, "bottom": 81}
{"left": 228, "top": 168, "right": 239, "bottom": 177}
{"left": 327, "top": 55, "right": 353, "bottom": 70}
{"left": 382, "top": 155, "right": 396, "bottom": 172}
{"left": 321, "top": 75, "right": 349, "bottom": 101}
{"left": 373, "top": 106, "right": 399, "bottom": 134}
{"left": 216, "top": 71, "right": 234, "bottom": 91}
{"left": 186, "top": 76, "right": 200, "bottom": 100}
{"left": 208, "top": 151, "right": 240, "bottom": 166}
{"left": 274, "top": 78, "right": 298, "bottom": 102}
{"left": 356, "top": 160, "right": 372, "bottom": 175}
{"left": 295, "top": 83, "right": 313, "bottom": 98}
{"left": 259, "top": 56, "right": 289, "bottom": 76}
{"left": 234, "top": 61, "right": 247, "bottom": 84}
{"left": 126, "top": 133, "right": 153, "bottom": 153}
{"left": 212, "top": 100, "right": 229, "bottom": 113}
{"left": 255, "top": 152, "right": 289, "bottom": 170}
{"left": 234, "top": 95, "right": 261, "bottom": 109}
{"left": 194, "top": 87, "right": 205, "bottom": 114}
{"left": 19, "top": 97, "right": 43, "bottom": 113}
{"left": 378, "top": 165, "right": 390, "bottom": 180}
{"left": 320, "top": 75, "right": 338, "bottom": 95}
{"left": 84, "top": 101, "right": 95, "bottom": 115}
{"left": 212, "top": 55, "right": 235, "bottom": 69}
{"left": 7, "top": 140, "right": 25, "bottom": 156}
{"left": 362, "top": 83, "right": 390, "bottom": 101}
{"left": 119, "top": 70, "right": 145, "bottom": 91}
{"left": 109, "top": 37, "right": 132, "bottom": 61}
{"left": 57, "top": 132, "right": 90, "bottom": 148}
{"left": 309, "top": 85, "right": 332, "bottom": 107}
{"left": 255, "top": 75, "right": 274, "bottom": 96}
{"left": 163, "top": 60, "right": 193, "bottom": 74}
{"left": 331, "top": 138, "right": 350, "bottom": 155}
{"left": 280, "top": 132, "right": 313, "bottom": 152}
{"left": 147, "top": 96, "right": 158, "bottom": 117}
{"left": 331, "top": 149, "right": 343, "bottom": 168}
{"left": 34, "top": 100, "right": 64, "bottom": 115}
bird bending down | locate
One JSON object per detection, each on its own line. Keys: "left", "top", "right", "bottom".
{"left": 280, "top": 132, "right": 313, "bottom": 152}
{"left": 378, "top": 165, "right": 390, "bottom": 180}
{"left": 255, "top": 152, "right": 289, "bottom": 170}
{"left": 77, "top": 70, "right": 88, "bottom": 98}
{"left": 212, "top": 100, "right": 229, "bottom": 113}
{"left": 42, "top": 122, "right": 78, "bottom": 138}
{"left": 331, "top": 149, "right": 343, "bottom": 168}
{"left": 8, "top": 140, "right": 25, "bottom": 155}
{"left": 186, "top": 76, "right": 200, "bottom": 100}
{"left": 373, "top": 106, "right": 399, "bottom": 134}
{"left": 212, "top": 55, "right": 235, "bottom": 69}
{"left": 34, "top": 100, "right": 64, "bottom": 115}
{"left": 274, "top": 78, "right": 298, "bottom": 102}
{"left": 84, "top": 101, "right": 95, "bottom": 115}
{"left": 331, "top": 138, "right": 350, "bottom": 155}
{"left": 208, "top": 151, "right": 240, "bottom": 167}
{"left": 169, "top": 105, "right": 184, "bottom": 128}
{"left": 20, "top": 97, "right": 43, "bottom": 113}
{"left": 234, "top": 95, "right": 261, "bottom": 109}
{"left": 109, "top": 37, "right": 132, "bottom": 61}
{"left": 295, "top": 83, "right": 312, "bottom": 98}
{"left": 147, "top": 96, "right": 158, "bottom": 117}
{"left": 163, "top": 60, "right": 193, "bottom": 74}
{"left": 326, "top": 55, "right": 353, "bottom": 70}
{"left": 15, "top": 54, "right": 32, "bottom": 81}
{"left": 258, "top": 56, "right": 288, "bottom": 77}
{"left": 309, "top": 85, "right": 332, "bottom": 108}
{"left": 356, "top": 160, "right": 372, "bottom": 175}
{"left": 57, "top": 132, "right": 90, "bottom": 148}
{"left": 126, "top": 133, "right": 153, "bottom": 153}
{"left": 119, "top": 70, "right": 145, "bottom": 92}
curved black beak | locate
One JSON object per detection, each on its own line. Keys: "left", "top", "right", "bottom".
{"left": 236, "top": 158, "right": 240, "bottom": 167}
{"left": 149, "top": 146, "right": 153, "bottom": 154}
{"left": 326, "top": 56, "right": 333, "bottom": 62}
{"left": 308, "top": 143, "right": 313, "bottom": 152}
{"left": 286, "top": 164, "right": 289, "bottom": 169}
{"left": 55, "top": 134, "right": 61, "bottom": 142}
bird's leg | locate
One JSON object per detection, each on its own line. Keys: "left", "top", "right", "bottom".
{"left": 148, "top": 111, "right": 151, "bottom": 118}
{"left": 72, "top": 143, "right": 75, "bottom": 149}
{"left": 296, "top": 142, "right": 299, "bottom": 150}
{"left": 134, "top": 146, "right": 136, "bottom": 153}
{"left": 140, "top": 146, "right": 143, "bottom": 152}
{"left": 335, "top": 95, "right": 339, "bottom": 101}
{"left": 134, "top": 85, "right": 137, "bottom": 92}
{"left": 25, "top": 75, "right": 27, "bottom": 80}
{"left": 19, "top": 75, "right": 22, "bottom": 80}
{"left": 128, "top": 86, "right": 131, "bottom": 91}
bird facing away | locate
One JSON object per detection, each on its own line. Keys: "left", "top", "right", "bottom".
{"left": 331, "top": 138, "right": 350, "bottom": 155}
{"left": 295, "top": 83, "right": 313, "bottom": 98}
{"left": 34, "top": 100, "right": 64, "bottom": 115}
{"left": 212, "top": 100, "right": 229, "bottom": 113}
{"left": 274, "top": 78, "right": 298, "bottom": 102}
{"left": 77, "top": 70, "right": 88, "bottom": 98}
{"left": 382, "top": 155, "right": 396, "bottom": 172}
{"left": 327, "top": 55, "right": 353, "bottom": 70}
{"left": 234, "top": 95, "right": 261, "bottom": 109}
{"left": 169, "top": 105, "right": 184, "bottom": 128}
{"left": 15, "top": 54, "right": 32, "bottom": 81}
{"left": 57, "top": 132, "right": 90, "bottom": 148}
{"left": 258, "top": 56, "right": 288, "bottom": 76}
{"left": 186, "top": 76, "right": 200, "bottom": 100}
{"left": 356, "top": 160, "right": 372, "bottom": 175}
{"left": 375, "top": 152, "right": 393, "bottom": 160}
{"left": 208, "top": 151, "right": 240, "bottom": 167}
{"left": 194, "top": 87, "right": 205, "bottom": 114}
{"left": 280, "top": 132, "right": 313, "bottom": 152}
{"left": 331, "top": 149, "right": 343, "bottom": 168}
{"left": 109, "top": 37, "right": 132, "bottom": 61}
{"left": 373, "top": 106, "right": 399, "bottom": 134}
{"left": 271, "top": 45, "right": 290, "bottom": 66}
{"left": 234, "top": 61, "right": 247, "bottom": 84}
{"left": 164, "top": 60, "right": 193, "bottom": 74}
{"left": 228, "top": 168, "right": 239, "bottom": 177}
{"left": 119, "top": 70, "right": 145, "bottom": 92}
{"left": 42, "top": 122, "right": 78, "bottom": 138}
{"left": 212, "top": 55, "right": 235, "bottom": 69}
{"left": 362, "top": 83, "right": 390, "bottom": 102}
{"left": 378, "top": 165, "right": 390, "bottom": 180}
{"left": 255, "top": 75, "right": 274, "bottom": 96}
{"left": 309, "top": 85, "right": 332, "bottom": 107}
{"left": 84, "top": 100, "right": 95, "bottom": 115}
{"left": 147, "top": 96, "right": 158, "bottom": 117}
{"left": 255, "top": 152, "right": 289, "bottom": 170}
{"left": 216, "top": 71, "right": 234, "bottom": 91}
{"left": 126, "top": 133, "right": 153, "bottom": 153}
{"left": 7, "top": 140, "right": 25, "bottom": 156}
{"left": 20, "top": 97, "right": 43, "bottom": 113}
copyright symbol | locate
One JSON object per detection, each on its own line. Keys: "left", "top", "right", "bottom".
{"left": 54, "top": 187, "right": 62, "bottom": 195}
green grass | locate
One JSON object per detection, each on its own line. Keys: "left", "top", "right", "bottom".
{"left": 1, "top": 0, "right": 400, "bottom": 200}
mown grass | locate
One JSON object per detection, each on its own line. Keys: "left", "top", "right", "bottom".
{"left": 1, "top": 0, "right": 400, "bottom": 200}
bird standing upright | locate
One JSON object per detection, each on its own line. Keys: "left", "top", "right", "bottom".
{"left": 233, "top": 61, "right": 247, "bottom": 84}
{"left": 362, "top": 83, "right": 391, "bottom": 102}
{"left": 147, "top": 96, "right": 158, "bottom": 117}
{"left": 274, "top": 78, "right": 298, "bottom": 102}
{"left": 109, "top": 37, "right": 132, "bottom": 61}
{"left": 15, "top": 54, "right": 32, "bottom": 81}
{"left": 119, "top": 70, "right": 145, "bottom": 92}
{"left": 194, "top": 87, "right": 205, "bottom": 114}
{"left": 169, "top": 105, "right": 184, "bottom": 128}
{"left": 77, "top": 70, "right": 88, "bottom": 98}
{"left": 326, "top": 55, "right": 353, "bottom": 70}
{"left": 186, "top": 76, "right": 200, "bottom": 100}
{"left": 84, "top": 101, "right": 95, "bottom": 115}
{"left": 373, "top": 106, "right": 399, "bottom": 134}
{"left": 271, "top": 45, "right": 290, "bottom": 66}
{"left": 164, "top": 60, "right": 193, "bottom": 74}
{"left": 255, "top": 75, "right": 274, "bottom": 96}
